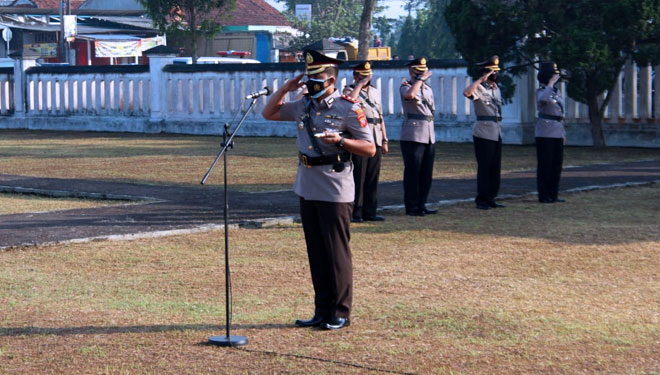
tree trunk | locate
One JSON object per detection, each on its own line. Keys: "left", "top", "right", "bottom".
{"left": 587, "top": 96, "right": 606, "bottom": 148}
{"left": 357, "top": 0, "right": 376, "bottom": 61}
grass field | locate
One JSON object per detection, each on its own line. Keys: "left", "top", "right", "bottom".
{"left": 1, "top": 185, "right": 659, "bottom": 375}
{"left": 1, "top": 129, "right": 659, "bottom": 192}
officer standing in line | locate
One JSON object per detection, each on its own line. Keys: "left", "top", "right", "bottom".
{"left": 343, "top": 61, "right": 388, "bottom": 222}
{"left": 261, "top": 50, "right": 375, "bottom": 331}
{"left": 536, "top": 61, "right": 566, "bottom": 203}
{"left": 399, "top": 57, "right": 438, "bottom": 217}
{"left": 463, "top": 55, "right": 505, "bottom": 210}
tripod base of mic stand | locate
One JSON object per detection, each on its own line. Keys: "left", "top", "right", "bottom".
{"left": 209, "top": 335, "right": 248, "bottom": 347}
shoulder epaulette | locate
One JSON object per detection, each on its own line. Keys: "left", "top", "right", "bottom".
{"left": 341, "top": 95, "right": 358, "bottom": 103}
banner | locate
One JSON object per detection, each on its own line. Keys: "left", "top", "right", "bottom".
{"left": 139, "top": 35, "right": 166, "bottom": 51}
{"left": 94, "top": 40, "right": 140, "bottom": 57}
{"left": 94, "top": 36, "right": 166, "bottom": 58}
{"left": 23, "top": 43, "right": 57, "bottom": 57}
{"left": 64, "top": 15, "right": 77, "bottom": 42}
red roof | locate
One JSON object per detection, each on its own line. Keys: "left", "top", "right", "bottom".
{"left": 14, "top": 0, "right": 86, "bottom": 9}
{"left": 223, "top": 0, "right": 291, "bottom": 27}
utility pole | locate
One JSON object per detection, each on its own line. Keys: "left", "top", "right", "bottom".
{"left": 58, "top": 0, "right": 71, "bottom": 63}
{"left": 59, "top": 0, "right": 64, "bottom": 62}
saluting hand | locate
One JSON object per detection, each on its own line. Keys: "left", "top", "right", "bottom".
{"left": 283, "top": 73, "right": 306, "bottom": 92}
{"left": 549, "top": 73, "right": 560, "bottom": 87}
{"left": 419, "top": 70, "right": 432, "bottom": 81}
{"left": 479, "top": 70, "right": 494, "bottom": 83}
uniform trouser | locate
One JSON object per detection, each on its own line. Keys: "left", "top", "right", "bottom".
{"left": 473, "top": 136, "right": 502, "bottom": 205}
{"left": 352, "top": 145, "right": 383, "bottom": 219}
{"left": 536, "top": 137, "right": 564, "bottom": 201}
{"left": 299, "top": 198, "right": 353, "bottom": 319}
{"left": 400, "top": 140, "right": 435, "bottom": 213}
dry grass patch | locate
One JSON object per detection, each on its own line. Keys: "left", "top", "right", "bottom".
{"left": 1, "top": 185, "right": 659, "bottom": 374}
{"left": 1, "top": 130, "right": 659, "bottom": 192}
{"left": 0, "top": 193, "right": 127, "bottom": 215}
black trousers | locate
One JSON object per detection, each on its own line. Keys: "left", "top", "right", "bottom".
{"left": 352, "top": 145, "right": 383, "bottom": 219}
{"left": 536, "top": 137, "right": 564, "bottom": 201}
{"left": 473, "top": 136, "right": 502, "bottom": 205}
{"left": 400, "top": 140, "right": 435, "bottom": 213}
{"left": 299, "top": 198, "right": 353, "bottom": 319}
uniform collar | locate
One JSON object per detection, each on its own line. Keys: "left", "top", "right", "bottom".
{"left": 317, "top": 88, "right": 339, "bottom": 108}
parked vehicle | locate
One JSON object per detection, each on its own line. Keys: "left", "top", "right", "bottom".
{"left": 172, "top": 56, "right": 260, "bottom": 64}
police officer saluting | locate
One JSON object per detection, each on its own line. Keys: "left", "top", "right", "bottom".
{"left": 400, "top": 57, "right": 438, "bottom": 216}
{"left": 464, "top": 55, "right": 505, "bottom": 210}
{"left": 343, "top": 61, "right": 388, "bottom": 222}
{"left": 536, "top": 61, "right": 566, "bottom": 203}
{"left": 262, "top": 50, "right": 375, "bottom": 330}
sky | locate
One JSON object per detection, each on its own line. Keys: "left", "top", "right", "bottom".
{"left": 263, "top": 0, "right": 412, "bottom": 20}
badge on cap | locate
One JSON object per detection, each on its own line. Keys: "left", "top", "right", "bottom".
{"left": 494, "top": 57, "right": 499, "bottom": 65}
{"left": 364, "top": 62, "right": 371, "bottom": 70}
{"left": 306, "top": 53, "right": 314, "bottom": 64}
{"left": 420, "top": 57, "right": 426, "bottom": 65}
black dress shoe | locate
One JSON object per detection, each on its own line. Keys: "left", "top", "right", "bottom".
{"left": 406, "top": 210, "right": 425, "bottom": 217}
{"left": 322, "top": 317, "right": 350, "bottom": 330}
{"left": 363, "top": 215, "right": 385, "bottom": 221}
{"left": 476, "top": 203, "right": 490, "bottom": 210}
{"left": 488, "top": 202, "right": 505, "bottom": 208}
{"left": 295, "top": 315, "right": 325, "bottom": 327}
{"left": 422, "top": 208, "right": 438, "bottom": 214}
{"left": 539, "top": 198, "right": 554, "bottom": 203}
{"left": 350, "top": 217, "right": 363, "bottom": 223}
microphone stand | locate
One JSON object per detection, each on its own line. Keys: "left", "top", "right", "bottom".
{"left": 201, "top": 97, "right": 261, "bottom": 347}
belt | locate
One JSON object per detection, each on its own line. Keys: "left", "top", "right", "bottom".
{"left": 299, "top": 152, "right": 351, "bottom": 168}
{"left": 476, "top": 115, "right": 502, "bottom": 122}
{"left": 406, "top": 114, "right": 434, "bottom": 121}
{"left": 366, "top": 117, "right": 382, "bottom": 124}
{"left": 538, "top": 113, "right": 564, "bottom": 121}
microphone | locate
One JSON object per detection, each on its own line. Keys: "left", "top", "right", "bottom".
{"left": 245, "top": 87, "right": 271, "bottom": 99}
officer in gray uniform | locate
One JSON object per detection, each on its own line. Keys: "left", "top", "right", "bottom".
{"left": 262, "top": 49, "right": 375, "bottom": 331}
{"left": 343, "top": 61, "right": 389, "bottom": 222}
{"left": 400, "top": 57, "right": 438, "bottom": 216}
{"left": 535, "top": 61, "right": 566, "bottom": 203}
{"left": 463, "top": 55, "right": 505, "bottom": 210}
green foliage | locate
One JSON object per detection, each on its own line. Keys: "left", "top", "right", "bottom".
{"left": 394, "top": 15, "right": 417, "bottom": 58}
{"left": 392, "top": 1, "right": 459, "bottom": 60}
{"left": 138, "top": 0, "right": 236, "bottom": 61}
{"left": 277, "top": 0, "right": 364, "bottom": 51}
{"left": 445, "top": 0, "right": 660, "bottom": 146}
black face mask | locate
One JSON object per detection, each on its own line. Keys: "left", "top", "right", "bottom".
{"left": 305, "top": 78, "right": 330, "bottom": 98}
{"left": 487, "top": 72, "right": 499, "bottom": 82}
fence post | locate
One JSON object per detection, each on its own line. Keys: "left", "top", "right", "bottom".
{"left": 10, "top": 49, "right": 40, "bottom": 116}
{"left": 144, "top": 46, "right": 178, "bottom": 121}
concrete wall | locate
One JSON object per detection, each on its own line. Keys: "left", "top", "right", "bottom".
{"left": 0, "top": 56, "right": 659, "bottom": 148}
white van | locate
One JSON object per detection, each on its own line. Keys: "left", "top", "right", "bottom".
{"left": 172, "top": 56, "right": 260, "bottom": 64}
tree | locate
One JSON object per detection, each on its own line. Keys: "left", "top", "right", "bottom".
{"left": 138, "top": 0, "right": 236, "bottom": 63}
{"left": 394, "top": 15, "right": 417, "bottom": 58}
{"left": 357, "top": 0, "right": 377, "bottom": 60}
{"left": 417, "top": 0, "right": 459, "bottom": 59}
{"left": 372, "top": 16, "right": 395, "bottom": 47}
{"left": 278, "top": 0, "right": 365, "bottom": 51}
{"left": 445, "top": 0, "right": 660, "bottom": 147}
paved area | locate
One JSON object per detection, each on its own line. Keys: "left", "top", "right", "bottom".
{"left": 1, "top": 159, "right": 659, "bottom": 248}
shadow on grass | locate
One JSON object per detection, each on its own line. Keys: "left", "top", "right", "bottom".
{"left": 0, "top": 323, "right": 295, "bottom": 337}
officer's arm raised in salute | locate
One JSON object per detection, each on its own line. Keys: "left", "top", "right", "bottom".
{"left": 402, "top": 69, "right": 432, "bottom": 100}
{"left": 262, "top": 71, "right": 375, "bottom": 158}
{"left": 464, "top": 70, "right": 494, "bottom": 98}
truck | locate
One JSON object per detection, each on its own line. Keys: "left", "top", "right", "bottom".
{"left": 302, "top": 39, "right": 391, "bottom": 61}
